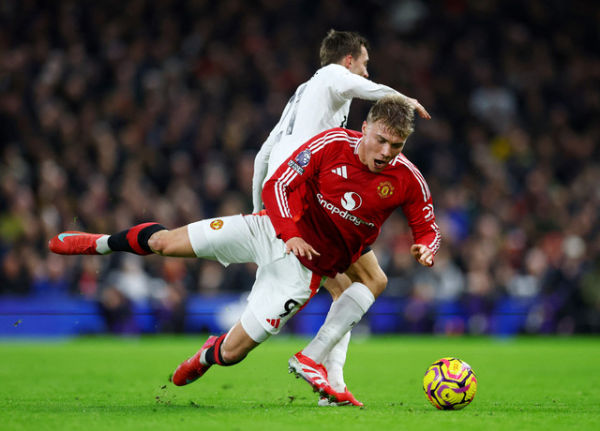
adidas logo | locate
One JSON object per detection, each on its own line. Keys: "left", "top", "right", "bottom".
{"left": 301, "top": 366, "right": 328, "bottom": 386}
{"left": 331, "top": 165, "right": 348, "bottom": 179}
{"left": 266, "top": 318, "right": 281, "bottom": 329}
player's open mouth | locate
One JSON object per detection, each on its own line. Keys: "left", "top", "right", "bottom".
{"left": 374, "top": 159, "right": 387, "bottom": 169}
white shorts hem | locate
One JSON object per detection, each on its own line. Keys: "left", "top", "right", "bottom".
{"left": 240, "top": 307, "right": 271, "bottom": 343}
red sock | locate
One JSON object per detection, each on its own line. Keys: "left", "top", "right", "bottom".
{"left": 107, "top": 222, "right": 166, "bottom": 255}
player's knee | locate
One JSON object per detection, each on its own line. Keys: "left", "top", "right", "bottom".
{"left": 371, "top": 270, "right": 388, "bottom": 295}
{"left": 361, "top": 269, "right": 387, "bottom": 298}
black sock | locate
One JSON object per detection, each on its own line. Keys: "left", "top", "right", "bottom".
{"left": 107, "top": 223, "right": 166, "bottom": 255}
{"left": 204, "top": 334, "right": 245, "bottom": 366}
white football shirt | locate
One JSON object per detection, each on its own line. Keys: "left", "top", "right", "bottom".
{"left": 252, "top": 63, "right": 400, "bottom": 212}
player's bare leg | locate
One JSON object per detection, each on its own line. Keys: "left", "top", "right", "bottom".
{"left": 49, "top": 223, "right": 198, "bottom": 258}
{"left": 344, "top": 250, "right": 388, "bottom": 298}
{"left": 301, "top": 250, "right": 387, "bottom": 406}
{"left": 147, "top": 226, "right": 196, "bottom": 257}
{"left": 219, "top": 321, "right": 260, "bottom": 362}
{"left": 172, "top": 321, "right": 259, "bottom": 386}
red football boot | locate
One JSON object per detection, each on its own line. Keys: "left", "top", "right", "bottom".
{"left": 288, "top": 352, "right": 339, "bottom": 402}
{"left": 172, "top": 336, "right": 218, "bottom": 386}
{"left": 48, "top": 231, "right": 105, "bottom": 255}
{"left": 318, "top": 387, "right": 364, "bottom": 407}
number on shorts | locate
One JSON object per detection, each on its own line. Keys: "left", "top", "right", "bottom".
{"left": 279, "top": 299, "right": 300, "bottom": 318}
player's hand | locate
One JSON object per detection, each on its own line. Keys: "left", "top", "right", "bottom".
{"left": 410, "top": 244, "right": 434, "bottom": 267}
{"left": 285, "top": 237, "right": 321, "bottom": 261}
{"left": 406, "top": 97, "right": 431, "bottom": 120}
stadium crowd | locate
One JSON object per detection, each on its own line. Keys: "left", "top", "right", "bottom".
{"left": 1, "top": 0, "right": 598, "bottom": 334}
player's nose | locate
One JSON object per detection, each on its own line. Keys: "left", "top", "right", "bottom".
{"left": 381, "top": 145, "right": 392, "bottom": 159}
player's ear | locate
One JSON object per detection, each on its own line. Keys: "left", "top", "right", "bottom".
{"left": 343, "top": 54, "right": 353, "bottom": 69}
{"left": 361, "top": 121, "right": 368, "bottom": 134}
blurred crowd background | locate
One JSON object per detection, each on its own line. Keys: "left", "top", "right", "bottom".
{"left": 1, "top": 0, "right": 599, "bottom": 335}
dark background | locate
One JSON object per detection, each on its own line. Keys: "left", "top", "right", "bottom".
{"left": 1, "top": 0, "right": 598, "bottom": 335}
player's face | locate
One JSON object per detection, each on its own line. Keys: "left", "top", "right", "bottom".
{"left": 358, "top": 120, "right": 406, "bottom": 173}
{"left": 348, "top": 45, "right": 369, "bottom": 78}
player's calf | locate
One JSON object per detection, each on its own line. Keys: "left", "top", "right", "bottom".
{"left": 202, "top": 333, "right": 247, "bottom": 366}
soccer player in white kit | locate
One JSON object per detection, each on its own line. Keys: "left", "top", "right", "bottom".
{"left": 49, "top": 95, "right": 439, "bottom": 407}
{"left": 252, "top": 30, "right": 431, "bottom": 405}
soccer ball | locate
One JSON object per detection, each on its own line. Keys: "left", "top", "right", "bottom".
{"left": 423, "top": 357, "right": 477, "bottom": 410}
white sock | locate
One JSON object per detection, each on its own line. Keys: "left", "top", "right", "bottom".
{"left": 302, "top": 282, "right": 374, "bottom": 364}
{"left": 95, "top": 235, "right": 112, "bottom": 255}
{"left": 324, "top": 330, "right": 351, "bottom": 392}
{"left": 199, "top": 349, "right": 209, "bottom": 366}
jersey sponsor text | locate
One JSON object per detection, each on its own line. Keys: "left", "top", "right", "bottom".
{"left": 316, "top": 193, "right": 375, "bottom": 228}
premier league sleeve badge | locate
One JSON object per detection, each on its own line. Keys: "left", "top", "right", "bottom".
{"left": 295, "top": 149, "right": 311, "bottom": 167}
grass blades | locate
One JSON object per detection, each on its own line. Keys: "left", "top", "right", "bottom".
{"left": 1, "top": 336, "right": 599, "bottom": 431}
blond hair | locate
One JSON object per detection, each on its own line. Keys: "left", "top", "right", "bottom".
{"left": 367, "top": 95, "right": 415, "bottom": 138}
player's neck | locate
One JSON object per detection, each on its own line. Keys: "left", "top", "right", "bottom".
{"left": 355, "top": 138, "right": 367, "bottom": 166}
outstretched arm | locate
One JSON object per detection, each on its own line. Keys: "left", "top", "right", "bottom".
{"left": 399, "top": 159, "right": 441, "bottom": 266}
{"left": 332, "top": 69, "right": 431, "bottom": 119}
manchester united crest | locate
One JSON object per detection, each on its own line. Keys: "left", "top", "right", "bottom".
{"left": 210, "top": 219, "right": 224, "bottom": 230}
{"left": 377, "top": 181, "right": 395, "bottom": 199}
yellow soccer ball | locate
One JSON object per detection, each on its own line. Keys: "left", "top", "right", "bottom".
{"left": 423, "top": 357, "right": 477, "bottom": 410}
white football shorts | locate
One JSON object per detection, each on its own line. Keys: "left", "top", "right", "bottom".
{"left": 187, "top": 214, "right": 323, "bottom": 342}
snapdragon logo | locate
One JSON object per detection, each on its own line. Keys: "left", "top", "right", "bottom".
{"left": 317, "top": 193, "right": 375, "bottom": 228}
{"left": 341, "top": 192, "right": 362, "bottom": 211}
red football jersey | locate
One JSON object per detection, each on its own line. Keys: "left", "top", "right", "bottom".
{"left": 262, "top": 128, "right": 441, "bottom": 277}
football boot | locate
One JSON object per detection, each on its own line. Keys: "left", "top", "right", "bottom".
{"left": 172, "top": 335, "right": 218, "bottom": 386}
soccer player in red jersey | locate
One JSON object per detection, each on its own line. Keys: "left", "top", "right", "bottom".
{"left": 49, "top": 95, "right": 440, "bottom": 405}
{"left": 252, "top": 30, "right": 431, "bottom": 404}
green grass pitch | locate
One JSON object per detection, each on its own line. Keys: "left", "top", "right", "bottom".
{"left": 1, "top": 336, "right": 599, "bottom": 431}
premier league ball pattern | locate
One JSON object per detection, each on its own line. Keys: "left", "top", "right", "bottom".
{"left": 423, "top": 357, "right": 477, "bottom": 410}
